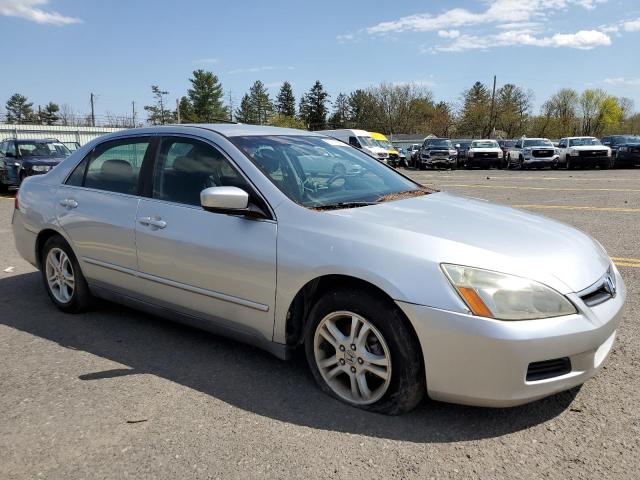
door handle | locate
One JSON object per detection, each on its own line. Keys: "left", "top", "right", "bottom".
{"left": 59, "top": 198, "right": 78, "bottom": 209}
{"left": 138, "top": 216, "right": 167, "bottom": 229}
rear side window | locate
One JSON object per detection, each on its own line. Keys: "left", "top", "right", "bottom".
{"left": 65, "top": 157, "right": 89, "bottom": 186}
{"left": 84, "top": 138, "right": 150, "bottom": 195}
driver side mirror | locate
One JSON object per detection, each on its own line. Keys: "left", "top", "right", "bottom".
{"left": 200, "top": 186, "right": 266, "bottom": 219}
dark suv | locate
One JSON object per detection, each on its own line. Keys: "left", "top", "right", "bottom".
{"left": 416, "top": 138, "right": 457, "bottom": 170}
{"left": 0, "top": 138, "right": 71, "bottom": 191}
{"left": 601, "top": 135, "right": 640, "bottom": 168}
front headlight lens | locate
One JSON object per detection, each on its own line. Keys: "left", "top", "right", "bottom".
{"left": 441, "top": 264, "right": 577, "bottom": 320}
{"left": 31, "top": 165, "right": 50, "bottom": 172}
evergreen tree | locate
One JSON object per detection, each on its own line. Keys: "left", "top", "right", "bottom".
{"left": 235, "top": 94, "right": 256, "bottom": 124}
{"left": 188, "top": 69, "right": 228, "bottom": 122}
{"left": 5, "top": 93, "right": 35, "bottom": 124}
{"left": 144, "top": 85, "right": 174, "bottom": 125}
{"left": 299, "top": 81, "right": 329, "bottom": 131}
{"left": 328, "top": 93, "right": 350, "bottom": 129}
{"left": 458, "top": 81, "right": 491, "bottom": 137}
{"left": 248, "top": 80, "right": 273, "bottom": 125}
{"left": 39, "top": 102, "right": 60, "bottom": 125}
{"left": 275, "top": 81, "right": 296, "bottom": 117}
{"left": 177, "top": 96, "right": 195, "bottom": 123}
{"left": 347, "top": 89, "right": 377, "bottom": 130}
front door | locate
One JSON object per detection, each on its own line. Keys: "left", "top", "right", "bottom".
{"left": 133, "top": 136, "right": 277, "bottom": 342}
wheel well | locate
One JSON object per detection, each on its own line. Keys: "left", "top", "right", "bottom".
{"left": 284, "top": 274, "right": 416, "bottom": 348}
{"left": 35, "top": 229, "right": 62, "bottom": 268}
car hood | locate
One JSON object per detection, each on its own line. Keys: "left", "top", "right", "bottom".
{"left": 570, "top": 145, "right": 609, "bottom": 151}
{"left": 616, "top": 142, "right": 640, "bottom": 148}
{"left": 469, "top": 147, "right": 501, "bottom": 153}
{"left": 20, "top": 156, "right": 64, "bottom": 166}
{"left": 327, "top": 192, "right": 609, "bottom": 293}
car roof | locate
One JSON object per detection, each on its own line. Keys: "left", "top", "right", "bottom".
{"left": 103, "top": 124, "right": 326, "bottom": 140}
{"left": 11, "top": 138, "right": 60, "bottom": 143}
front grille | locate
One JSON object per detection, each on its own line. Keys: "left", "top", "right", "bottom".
{"left": 579, "top": 150, "right": 607, "bottom": 158}
{"left": 526, "top": 357, "right": 571, "bottom": 381}
{"left": 532, "top": 149, "right": 554, "bottom": 158}
{"left": 478, "top": 152, "right": 498, "bottom": 159}
{"left": 429, "top": 150, "right": 449, "bottom": 157}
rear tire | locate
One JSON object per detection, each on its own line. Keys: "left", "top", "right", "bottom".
{"left": 41, "top": 235, "right": 93, "bottom": 313}
{"left": 304, "top": 289, "right": 425, "bottom": 415}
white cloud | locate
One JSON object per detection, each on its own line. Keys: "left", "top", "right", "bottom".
{"left": 602, "top": 77, "right": 640, "bottom": 86}
{"left": 226, "top": 66, "right": 295, "bottom": 75}
{"left": 393, "top": 79, "right": 436, "bottom": 88}
{"left": 0, "top": 0, "right": 80, "bottom": 25}
{"left": 437, "top": 30, "right": 460, "bottom": 38}
{"left": 336, "top": 33, "right": 355, "bottom": 43}
{"left": 366, "top": 1, "right": 606, "bottom": 34}
{"left": 432, "top": 29, "right": 611, "bottom": 52}
{"left": 623, "top": 18, "right": 640, "bottom": 31}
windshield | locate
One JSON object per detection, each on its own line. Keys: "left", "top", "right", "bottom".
{"left": 231, "top": 135, "right": 426, "bottom": 209}
{"left": 425, "top": 139, "right": 452, "bottom": 148}
{"left": 376, "top": 139, "right": 394, "bottom": 150}
{"left": 569, "top": 138, "right": 601, "bottom": 147}
{"left": 357, "top": 136, "right": 376, "bottom": 148}
{"left": 524, "top": 139, "right": 553, "bottom": 147}
{"left": 471, "top": 140, "right": 499, "bottom": 148}
{"left": 16, "top": 141, "right": 70, "bottom": 157}
{"left": 612, "top": 136, "right": 640, "bottom": 145}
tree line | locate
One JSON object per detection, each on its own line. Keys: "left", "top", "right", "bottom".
{"left": 4, "top": 70, "right": 639, "bottom": 138}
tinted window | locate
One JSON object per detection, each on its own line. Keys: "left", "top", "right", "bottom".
{"left": 5, "top": 141, "right": 16, "bottom": 157}
{"left": 84, "top": 138, "right": 150, "bottom": 194}
{"left": 153, "top": 137, "right": 249, "bottom": 206}
{"left": 65, "top": 156, "right": 89, "bottom": 187}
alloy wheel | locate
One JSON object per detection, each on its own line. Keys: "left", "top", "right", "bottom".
{"left": 45, "top": 247, "right": 75, "bottom": 303}
{"left": 313, "top": 311, "right": 392, "bottom": 405}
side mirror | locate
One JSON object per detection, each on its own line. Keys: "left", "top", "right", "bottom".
{"left": 201, "top": 186, "right": 249, "bottom": 212}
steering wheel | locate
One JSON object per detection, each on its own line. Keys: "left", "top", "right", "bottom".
{"left": 326, "top": 174, "right": 346, "bottom": 188}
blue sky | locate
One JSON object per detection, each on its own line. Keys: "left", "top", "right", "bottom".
{"left": 3, "top": 0, "right": 640, "bottom": 120}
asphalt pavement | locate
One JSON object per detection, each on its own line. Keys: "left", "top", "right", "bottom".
{"left": 1, "top": 168, "right": 638, "bottom": 479}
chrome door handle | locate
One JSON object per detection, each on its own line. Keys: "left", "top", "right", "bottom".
{"left": 59, "top": 199, "right": 78, "bottom": 209}
{"left": 138, "top": 216, "right": 166, "bottom": 229}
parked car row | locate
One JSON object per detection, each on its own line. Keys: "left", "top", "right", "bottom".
{"left": 401, "top": 134, "right": 640, "bottom": 170}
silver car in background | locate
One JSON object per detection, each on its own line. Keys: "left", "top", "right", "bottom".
{"left": 12, "top": 124, "right": 625, "bottom": 414}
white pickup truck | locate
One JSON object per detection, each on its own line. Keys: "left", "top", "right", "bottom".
{"left": 557, "top": 137, "right": 611, "bottom": 169}
{"left": 506, "top": 138, "right": 558, "bottom": 169}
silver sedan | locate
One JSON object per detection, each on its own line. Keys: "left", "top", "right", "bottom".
{"left": 12, "top": 124, "right": 625, "bottom": 414}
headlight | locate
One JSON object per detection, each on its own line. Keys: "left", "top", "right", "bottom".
{"left": 619, "top": 146, "right": 628, "bottom": 152}
{"left": 569, "top": 149, "right": 580, "bottom": 156}
{"left": 31, "top": 165, "right": 50, "bottom": 172}
{"left": 468, "top": 151, "right": 474, "bottom": 157}
{"left": 441, "top": 264, "right": 577, "bottom": 320}
{"left": 449, "top": 149, "right": 457, "bottom": 156}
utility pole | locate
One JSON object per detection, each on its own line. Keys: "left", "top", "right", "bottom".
{"left": 175, "top": 98, "right": 180, "bottom": 124}
{"left": 488, "top": 75, "right": 497, "bottom": 138}
{"left": 90, "top": 93, "right": 96, "bottom": 127}
{"left": 228, "top": 90, "right": 234, "bottom": 122}
{"left": 131, "top": 101, "right": 136, "bottom": 127}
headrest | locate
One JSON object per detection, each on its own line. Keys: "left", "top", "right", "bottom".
{"left": 101, "top": 159, "right": 133, "bottom": 178}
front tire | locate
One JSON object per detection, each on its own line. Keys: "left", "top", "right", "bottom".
{"left": 41, "top": 235, "right": 93, "bottom": 313}
{"left": 304, "top": 289, "right": 425, "bottom": 415}
{"left": 566, "top": 156, "right": 574, "bottom": 170}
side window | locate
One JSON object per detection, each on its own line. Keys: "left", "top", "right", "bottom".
{"left": 84, "top": 138, "right": 150, "bottom": 194}
{"left": 153, "top": 137, "right": 249, "bottom": 207}
{"left": 6, "top": 141, "right": 16, "bottom": 157}
{"left": 559, "top": 139, "right": 566, "bottom": 148}
{"left": 0, "top": 141, "right": 5, "bottom": 156}
{"left": 65, "top": 156, "right": 89, "bottom": 187}
{"left": 348, "top": 136, "right": 360, "bottom": 148}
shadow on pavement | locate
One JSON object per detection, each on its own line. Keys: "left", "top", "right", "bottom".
{"left": 0, "top": 272, "right": 578, "bottom": 443}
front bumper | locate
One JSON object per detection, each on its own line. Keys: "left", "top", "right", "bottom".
{"left": 421, "top": 156, "right": 457, "bottom": 167}
{"left": 397, "top": 267, "right": 625, "bottom": 407}
{"left": 615, "top": 151, "right": 640, "bottom": 166}
{"left": 523, "top": 155, "right": 558, "bottom": 166}
{"left": 571, "top": 155, "right": 610, "bottom": 167}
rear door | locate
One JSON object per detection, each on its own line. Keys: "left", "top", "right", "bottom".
{"left": 56, "top": 136, "right": 154, "bottom": 293}
{"left": 133, "top": 135, "right": 277, "bottom": 342}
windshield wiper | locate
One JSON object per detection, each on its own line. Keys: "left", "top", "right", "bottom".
{"left": 311, "top": 201, "right": 377, "bottom": 211}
